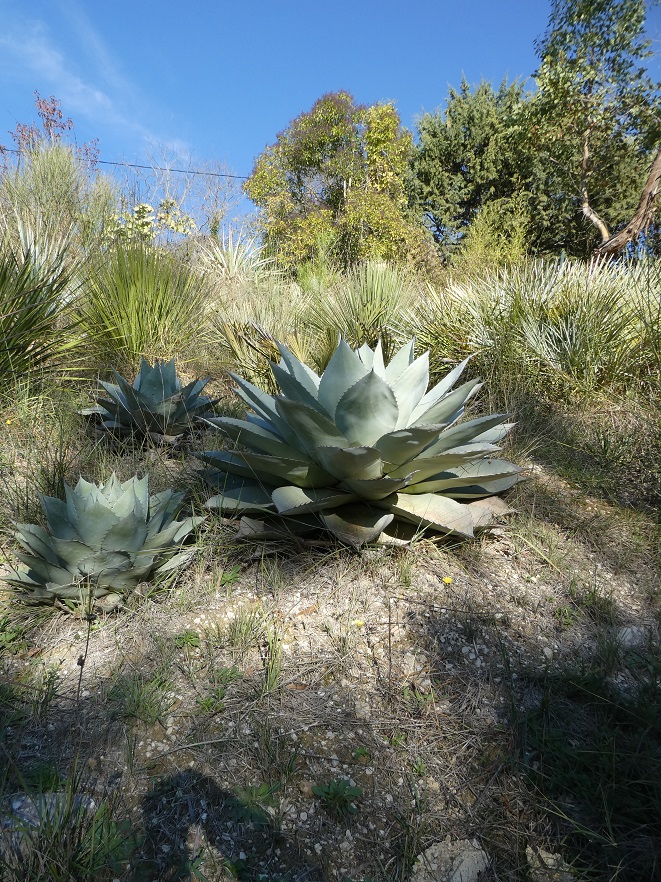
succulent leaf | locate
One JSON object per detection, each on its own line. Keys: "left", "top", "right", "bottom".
{"left": 317, "top": 338, "right": 369, "bottom": 418}
{"left": 384, "top": 339, "right": 416, "bottom": 381}
{"left": 314, "top": 446, "right": 383, "bottom": 481}
{"left": 271, "top": 486, "right": 357, "bottom": 515}
{"left": 276, "top": 343, "right": 321, "bottom": 396}
{"left": 320, "top": 505, "right": 394, "bottom": 548}
{"left": 383, "top": 492, "right": 475, "bottom": 538}
{"left": 204, "top": 475, "right": 275, "bottom": 514}
{"left": 274, "top": 398, "right": 350, "bottom": 455}
{"left": 390, "top": 351, "right": 430, "bottom": 428}
{"left": 374, "top": 425, "right": 447, "bottom": 467}
{"left": 334, "top": 371, "right": 399, "bottom": 446}
{"left": 208, "top": 416, "right": 304, "bottom": 459}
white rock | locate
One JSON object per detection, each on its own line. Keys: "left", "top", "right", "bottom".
{"left": 615, "top": 626, "right": 647, "bottom": 649}
{"left": 526, "top": 845, "right": 574, "bottom": 881}
{"left": 411, "top": 838, "right": 489, "bottom": 882}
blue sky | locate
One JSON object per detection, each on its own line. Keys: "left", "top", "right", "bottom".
{"left": 1, "top": 0, "right": 660, "bottom": 214}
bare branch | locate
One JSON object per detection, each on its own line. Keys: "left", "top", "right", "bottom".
{"left": 596, "top": 143, "right": 661, "bottom": 255}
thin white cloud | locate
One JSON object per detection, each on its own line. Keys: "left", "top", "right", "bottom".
{"left": 56, "top": 0, "right": 136, "bottom": 96}
{"left": 0, "top": 8, "right": 157, "bottom": 145}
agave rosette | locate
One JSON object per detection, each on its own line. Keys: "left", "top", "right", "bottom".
{"left": 83, "top": 357, "right": 217, "bottom": 440}
{"left": 3, "top": 473, "right": 204, "bottom": 607}
{"left": 198, "top": 339, "right": 520, "bottom": 547}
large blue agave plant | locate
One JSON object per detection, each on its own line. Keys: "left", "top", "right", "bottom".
{"left": 197, "top": 338, "right": 520, "bottom": 547}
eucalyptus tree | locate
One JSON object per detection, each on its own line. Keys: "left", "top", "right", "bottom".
{"left": 244, "top": 91, "right": 433, "bottom": 269}
{"left": 531, "top": 0, "right": 661, "bottom": 252}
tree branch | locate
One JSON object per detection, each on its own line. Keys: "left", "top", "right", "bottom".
{"left": 581, "top": 129, "right": 611, "bottom": 243}
{"left": 596, "top": 143, "right": 661, "bottom": 255}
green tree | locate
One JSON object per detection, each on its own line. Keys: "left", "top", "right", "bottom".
{"left": 531, "top": 0, "right": 661, "bottom": 252}
{"left": 244, "top": 91, "right": 432, "bottom": 269}
{"left": 412, "top": 79, "right": 532, "bottom": 255}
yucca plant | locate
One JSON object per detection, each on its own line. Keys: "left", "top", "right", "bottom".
{"left": 0, "top": 239, "right": 79, "bottom": 386}
{"left": 197, "top": 229, "right": 275, "bottom": 283}
{"left": 198, "top": 338, "right": 519, "bottom": 547}
{"left": 3, "top": 473, "right": 203, "bottom": 609}
{"left": 78, "top": 241, "right": 210, "bottom": 372}
{"left": 82, "top": 357, "right": 217, "bottom": 440}
{"left": 306, "top": 261, "right": 412, "bottom": 363}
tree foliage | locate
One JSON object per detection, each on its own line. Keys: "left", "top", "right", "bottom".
{"left": 531, "top": 0, "right": 661, "bottom": 250}
{"left": 412, "top": 79, "right": 530, "bottom": 251}
{"left": 244, "top": 91, "right": 433, "bottom": 269}
{"left": 411, "top": 0, "right": 661, "bottom": 259}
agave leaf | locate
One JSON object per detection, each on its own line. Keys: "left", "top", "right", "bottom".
{"left": 334, "top": 370, "right": 399, "bottom": 446}
{"left": 102, "top": 517, "right": 149, "bottom": 553}
{"left": 382, "top": 492, "right": 475, "bottom": 538}
{"left": 13, "top": 524, "right": 60, "bottom": 566}
{"left": 271, "top": 485, "right": 357, "bottom": 515}
{"left": 356, "top": 342, "right": 375, "bottom": 368}
{"left": 390, "top": 351, "right": 430, "bottom": 428}
{"left": 442, "top": 474, "right": 521, "bottom": 499}
{"left": 271, "top": 362, "right": 325, "bottom": 413}
{"left": 317, "top": 338, "right": 369, "bottom": 418}
{"left": 142, "top": 519, "right": 189, "bottom": 549}
{"left": 172, "top": 516, "right": 205, "bottom": 543}
{"left": 147, "top": 489, "right": 186, "bottom": 535}
{"left": 109, "top": 377, "right": 150, "bottom": 431}
{"left": 314, "top": 446, "right": 384, "bottom": 481}
{"left": 204, "top": 475, "right": 275, "bottom": 514}
{"left": 467, "top": 496, "right": 513, "bottom": 530}
{"left": 11, "top": 554, "right": 73, "bottom": 585}
{"left": 389, "top": 443, "right": 502, "bottom": 481}
{"left": 410, "top": 378, "right": 482, "bottom": 427}
{"left": 154, "top": 548, "right": 197, "bottom": 573}
{"left": 235, "top": 515, "right": 320, "bottom": 540}
{"left": 2, "top": 565, "right": 45, "bottom": 589}
{"left": 320, "top": 505, "right": 394, "bottom": 548}
{"left": 407, "top": 460, "right": 521, "bottom": 495}
{"left": 179, "top": 376, "right": 214, "bottom": 404}
{"left": 197, "top": 450, "right": 333, "bottom": 489}
{"left": 274, "top": 398, "right": 349, "bottom": 456}
{"left": 419, "top": 414, "right": 512, "bottom": 457}
{"left": 101, "top": 473, "right": 124, "bottom": 501}
{"left": 341, "top": 473, "right": 415, "bottom": 501}
{"left": 207, "top": 416, "right": 304, "bottom": 459}
{"left": 384, "top": 339, "right": 416, "bottom": 381}
{"left": 107, "top": 483, "right": 142, "bottom": 522}
{"left": 130, "top": 474, "right": 151, "bottom": 519}
{"left": 371, "top": 340, "right": 387, "bottom": 379}
{"left": 230, "top": 372, "right": 297, "bottom": 445}
{"left": 409, "top": 356, "right": 471, "bottom": 422}
{"left": 375, "top": 425, "right": 446, "bottom": 467}
{"left": 471, "top": 422, "right": 515, "bottom": 445}
{"left": 276, "top": 343, "right": 321, "bottom": 396}
{"left": 40, "top": 495, "right": 77, "bottom": 540}
{"left": 137, "top": 358, "right": 177, "bottom": 400}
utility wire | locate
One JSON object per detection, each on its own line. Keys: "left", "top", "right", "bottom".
{"left": 1, "top": 146, "right": 248, "bottom": 179}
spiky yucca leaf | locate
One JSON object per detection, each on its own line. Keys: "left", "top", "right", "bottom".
{"left": 198, "top": 338, "right": 519, "bottom": 547}
{"left": 82, "top": 357, "right": 217, "bottom": 440}
{"left": 3, "top": 473, "right": 204, "bottom": 608}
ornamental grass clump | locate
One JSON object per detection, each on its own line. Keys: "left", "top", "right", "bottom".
{"left": 3, "top": 473, "right": 203, "bottom": 609}
{"left": 82, "top": 357, "right": 217, "bottom": 441}
{"left": 197, "top": 338, "right": 520, "bottom": 547}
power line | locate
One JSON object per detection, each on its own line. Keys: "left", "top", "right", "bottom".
{"left": 1, "top": 146, "right": 248, "bottom": 179}
{"left": 97, "top": 158, "right": 248, "bottom": 179}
